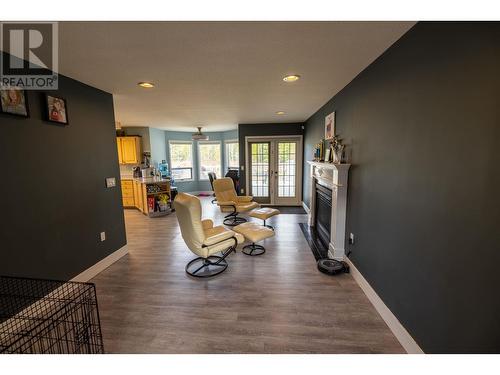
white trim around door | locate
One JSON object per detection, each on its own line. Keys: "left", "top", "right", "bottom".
{"left": 244, "top": 135, "right": 303, "bottom": 206}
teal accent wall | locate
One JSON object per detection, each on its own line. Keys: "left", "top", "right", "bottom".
{"left": 222, "top": 129, "right": 238, "bottom": 141}
{"left": 164, "top": 129, "right": 238, "bottom": 193}
{"left": 120, "top": 127, "right": 238, "bottom": 192}
{"left": 149, "top": 127, "right": 167, "bottom": 166}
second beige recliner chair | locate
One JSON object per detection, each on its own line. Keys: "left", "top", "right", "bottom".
{"left": 212, "top": 177, "right": 259, "bottom": 226}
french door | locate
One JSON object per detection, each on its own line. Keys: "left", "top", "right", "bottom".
{"left": 247, "top": 137, "right": 302, "bottom": 205}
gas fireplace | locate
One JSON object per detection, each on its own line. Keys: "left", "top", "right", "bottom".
{"left": 307, "top": 161, "right": 351, "bottom": 260}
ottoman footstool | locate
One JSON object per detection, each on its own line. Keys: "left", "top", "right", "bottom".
{"left": 233, "top": 222, "right": 275, "bottom": 256}
{"left": 249, "top": 207, "right": 280, "bottom": 230}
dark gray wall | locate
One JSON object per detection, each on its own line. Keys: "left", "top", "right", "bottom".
{"left": 238, "top": 122, "right": 304, "bottom": 193}
{"left": 0, "top": 60, "right": 126, "bottom": 280}
{"left": 303, "top": 22, "right": 500, "bottom": 353}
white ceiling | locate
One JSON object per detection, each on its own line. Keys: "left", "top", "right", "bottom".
{"left": 58, "top": 22, "right": 415, "bottom": 131}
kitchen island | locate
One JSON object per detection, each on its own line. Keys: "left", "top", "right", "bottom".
{"left": 121, "top": 177, "right": 172, "bottom": 217}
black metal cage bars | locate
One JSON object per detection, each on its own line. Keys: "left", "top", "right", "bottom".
{"left": 0, "top": 276, "right": 104, "bottom": 354}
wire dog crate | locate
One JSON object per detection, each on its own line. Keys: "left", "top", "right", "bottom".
{"left": 0, "top": 276, "right": 104, "bottom": 354}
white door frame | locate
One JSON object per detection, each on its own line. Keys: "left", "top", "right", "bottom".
{"left": 244, "top": 135, "right": 303, "bottom": 206}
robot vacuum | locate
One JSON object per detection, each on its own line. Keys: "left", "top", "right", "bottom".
{"left": 317, "top": 258, "right": 350, "bottom": 275}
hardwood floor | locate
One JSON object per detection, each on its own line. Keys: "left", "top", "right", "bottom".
{"left": 91, "top": 197, "right": 404, "bottom": 353}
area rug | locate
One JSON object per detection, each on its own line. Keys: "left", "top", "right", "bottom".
{"left": 268, "top": 206, "right": 306, "bottom": 214}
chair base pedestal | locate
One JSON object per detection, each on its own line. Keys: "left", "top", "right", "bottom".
{"left": 223, "top": 214, "right": 247, "bottom": 227}
{"left": 263, "top": 220, "right": 274, "bottom": 231}
{"left": 185, "top": 255, "right": 228, "bottom": 278}
{"left": 242, "top": 243, "right": 266, "bottom": 256}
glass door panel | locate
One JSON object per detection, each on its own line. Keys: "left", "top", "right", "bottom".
{"left": 274, "top": 141, "right": 299, "bottom": 205}
{"left": 245, "top": 137, "right": 302, "bottom": 206}
{"left": 277, "top": 142, "right": 296, "bottom": 197}
{"left": 249, "top": 142, "right": 270, "bottom": 204}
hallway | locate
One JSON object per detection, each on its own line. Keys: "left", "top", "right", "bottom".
{"left": 91, "top": 198, "right": 403, "bottom": 353}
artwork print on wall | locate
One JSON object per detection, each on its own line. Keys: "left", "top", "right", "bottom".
{"left": 0, "top": 88, "right": 29, "bottom": 117}
{"left": 325, "top": 111, "right": 335, "bottom": 140}
{"left": 46, "top": 94, "right": 69, "bottom": 124}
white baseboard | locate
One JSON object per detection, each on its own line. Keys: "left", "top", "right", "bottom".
{"left": 302, "top": 201, "right": 310, "bottom": 214}
{"left": 1, "top": 245, "right": 129, "bottom": 334}
{"left": 344, "top": 257, "right": 424, "bottom": 354}
{"left": 71, "top": 244, "right": 129, "bottom": 282}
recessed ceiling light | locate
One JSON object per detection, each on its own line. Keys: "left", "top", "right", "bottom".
{"left": 276, "top": 111, "right": 286, "bottom": 115}
{"left": 283, "top": 74, "right": 300, "bottom": 83}
{"left": 138, "top": 82, "right": 155, "bottom": 88}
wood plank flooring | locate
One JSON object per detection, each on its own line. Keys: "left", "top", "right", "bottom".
{"left": 91, "top": 197, "right": 404, "bottom": 353}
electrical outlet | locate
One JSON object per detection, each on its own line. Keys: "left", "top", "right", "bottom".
{"left": 100, "top": 232, "right": 106, "bottom": 242}
{"left": 349, "top": 233, "right": 355, "bottom": 245}
{"left": 240, "top": 165, "right": 244, "bottom": 171}
{"left": 241, "top": 188, "right": 244, "bottom": 194}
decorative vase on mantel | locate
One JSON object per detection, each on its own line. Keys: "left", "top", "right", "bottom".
{"left": 333, "top": 144, "right": 345, "bottom": 164}
{"left": 329, "top": 135, "right": 345, "bottom": 164}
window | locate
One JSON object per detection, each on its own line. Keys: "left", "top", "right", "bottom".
{"left": 169, "top": 141, "right": 193, "bottom": 180}
{"left": 225, "top": 141, "right": 239, "bottom": 172}
{"left": 198, "top": 141, "right": 221, "bottom": 180}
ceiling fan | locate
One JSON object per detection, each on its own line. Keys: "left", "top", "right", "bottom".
{"left": 191, "top": 126, "right": 209, "bottom": 141}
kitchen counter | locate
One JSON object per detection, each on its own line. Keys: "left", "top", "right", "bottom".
{"left": 120, "top": 177, "right": 172, "bottom": 217}
{"left": 133, "top": 177, "right": 170, "bottom": 184}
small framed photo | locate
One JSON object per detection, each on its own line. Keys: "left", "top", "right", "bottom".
{"left": 0, "top": 88, "right": 29, "bottom": 117}
{"left": 325, "top": 111, "right": 335, "bottom": 140}
{"left": 324, "top": 147, "right": 331, "bottom": 163}
{"left": 46, "top": 94, "right": 68, "bottom": 125}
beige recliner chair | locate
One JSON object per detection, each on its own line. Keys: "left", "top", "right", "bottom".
{"left": 213, "top": 177, "right": 259, "bottom": 226}
{"left": 174, "top": 192, "right": 243, "bottom": 278}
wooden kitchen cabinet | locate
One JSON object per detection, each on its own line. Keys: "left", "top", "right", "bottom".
{"left": 121, "top": 179, "right": 135, "bottom": 207}
{"left": 122, "top": 177, "right": 171, "bottom": 216}
{"left": 116, "top": 136, "right": 142, "bottom": 164}
{"left": 133, "top": 180, "right": 144, "bottom": 212}
{"left": 116, "top": 138, "right": 123, "bottom": 164}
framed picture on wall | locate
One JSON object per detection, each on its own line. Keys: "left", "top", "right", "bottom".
{"left": 45, "top": 94, "right": 69, "bottom": 125}
{"left": 325, "top": 111, "right": 335, "bottom": 140}
{"left": 0, "top": 88, "right": 29, "bottom": 117}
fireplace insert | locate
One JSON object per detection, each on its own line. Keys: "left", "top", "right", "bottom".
{"left": 314, "top": 181, "right": 332, "bottom": 247}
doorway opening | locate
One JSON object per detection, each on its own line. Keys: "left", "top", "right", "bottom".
{"left": 245, "top": 136, "right": 303, "bottom": 206}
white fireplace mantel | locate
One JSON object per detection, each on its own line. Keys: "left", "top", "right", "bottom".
{"left": 307, "top": 161, "right": 351, "bottom": 260}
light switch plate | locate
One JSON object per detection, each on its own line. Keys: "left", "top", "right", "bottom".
{"left": 105, "top": 177, "right": 116, "bottom": 188}
{"left": 100, "top": 232, "right": 106, "bottom": 242}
